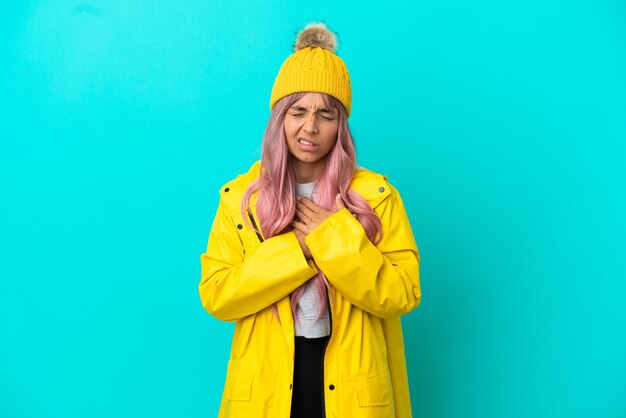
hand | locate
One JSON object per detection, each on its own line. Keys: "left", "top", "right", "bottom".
{"left": 291, "top": 194, "right": 349, "bottom": 235}
{"left": 292, "top": 227, "right": 312, "bottom": 259}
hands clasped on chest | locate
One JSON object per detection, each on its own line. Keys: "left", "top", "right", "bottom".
{"left": 289, "top": 194, "right": 355, "bottom": 259}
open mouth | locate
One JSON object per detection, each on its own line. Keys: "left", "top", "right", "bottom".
{"left": 298, "top": 138, "right": 318, "bottom": 146}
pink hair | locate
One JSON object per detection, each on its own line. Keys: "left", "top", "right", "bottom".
{"left": 241, "top": 92, "right": 382, "bottom": 322}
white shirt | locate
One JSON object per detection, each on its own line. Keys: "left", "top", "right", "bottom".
{"left": 294, "top": 181, "right": 331, "bottom": 338}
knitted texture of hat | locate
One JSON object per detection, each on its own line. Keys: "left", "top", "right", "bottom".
{"left": 270, "top": 23, "right": 352, "bottom": 116}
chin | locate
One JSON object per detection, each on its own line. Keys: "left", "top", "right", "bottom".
{"left": 299, "top": 156, "right": 322, "bottom": 163}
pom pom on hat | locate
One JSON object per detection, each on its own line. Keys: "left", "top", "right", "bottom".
{"left": 294, "top": 23, "right": 337, "bottom": 53}
{"left": 270, "top": 22, "right": 352, "bottom": 116}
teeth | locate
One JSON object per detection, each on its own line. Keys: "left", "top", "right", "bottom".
{"left": 299, "top": 139, "right": 315, "bottom": 145}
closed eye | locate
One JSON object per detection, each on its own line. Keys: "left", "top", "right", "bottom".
{"left": 289, "top": 112, "right": 335, "bottom": 120}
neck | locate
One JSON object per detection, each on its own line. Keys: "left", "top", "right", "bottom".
{"left": 293, "top": 160, "right": 325, "bottom": 183}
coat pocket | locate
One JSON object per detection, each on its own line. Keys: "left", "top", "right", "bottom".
{"left": 227, "top": 366, "right": 254, "bottom": 401}
{"left": 351, "top": 367, "right": 392, "bottom": 407}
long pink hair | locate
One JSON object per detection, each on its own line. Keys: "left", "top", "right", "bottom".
{"left": 241, "top": 92, "right": 383, "bottom": 321}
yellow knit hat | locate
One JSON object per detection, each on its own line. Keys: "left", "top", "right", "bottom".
{"left": 270, "top": 23, "right": 352, "bottom": 117}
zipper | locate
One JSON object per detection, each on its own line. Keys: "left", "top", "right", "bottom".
{"left": 320, "top": 288, "right": 332, "bottom": 418}
{"left": 247, "top": 210, "right": 264, "bottom": 243}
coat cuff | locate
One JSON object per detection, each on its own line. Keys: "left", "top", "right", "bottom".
{"left": 304, "top": 208, "right": 366, "bottom": 262}
{"left": 273, "top": 230, "right": 319, "bottom": 277}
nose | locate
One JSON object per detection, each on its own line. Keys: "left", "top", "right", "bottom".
{"left": 301, "top": 114, "right": 318, "bottom": 134}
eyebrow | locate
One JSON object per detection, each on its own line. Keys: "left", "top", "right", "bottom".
{"left": 290, "top": 105, "right": 336, "bottom": 113}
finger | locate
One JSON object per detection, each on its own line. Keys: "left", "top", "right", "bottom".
{"left": 335, "top": 193, "right": 346, "bottom": 211}
{"left": 296, "top": 200, "right": 317, "bottom": 218}
{"left": 296, "top": 204, "right": 315, "bottom": 222}
{"left": 297, "top": 196, "right": 320, "bottom": 212}
{"left": 291, "top": 220, "right": 309, "bottom": 235}
{"left": 296, "top": 207, "right": 313, "bottom": 223}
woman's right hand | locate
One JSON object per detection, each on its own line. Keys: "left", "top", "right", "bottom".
{"left": 292, "top": 227, "right": 313, "bottom": 259}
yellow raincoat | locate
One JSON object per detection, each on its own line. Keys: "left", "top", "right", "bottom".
{"left": 199, "top": 160, "right": 421, "bottom": 418}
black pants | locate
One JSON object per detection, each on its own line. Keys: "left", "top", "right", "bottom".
{"left": 290, "top": 335, "right": 329, "bottom": 418}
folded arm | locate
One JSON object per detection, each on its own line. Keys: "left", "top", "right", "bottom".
{"left": 199, "top": 198, "right": 318, "bottom": 322}
{"left": 304, "top": 185, "right": 421, "bottom": 318}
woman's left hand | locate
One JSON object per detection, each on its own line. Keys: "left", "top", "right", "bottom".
{"left": 291, "top": 194, "right": 348, "bottom": 235}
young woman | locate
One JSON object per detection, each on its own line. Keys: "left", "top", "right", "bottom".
{"left": 199, "top": 23, "right": 421, "bottom": 418}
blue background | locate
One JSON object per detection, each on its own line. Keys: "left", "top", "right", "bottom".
{"left": 1, "top": 1, "right": 625, "bottom": 417}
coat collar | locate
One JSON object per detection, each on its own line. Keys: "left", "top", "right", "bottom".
{"left": 219, "top": 160, "right": 391, "bottom": 216}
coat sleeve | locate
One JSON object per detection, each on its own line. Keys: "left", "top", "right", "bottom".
{"left": 304, "top": 184, "right": 421, "bottom": 318}
{"left": 199, "top": 196, "right": 319, "bottom": 322}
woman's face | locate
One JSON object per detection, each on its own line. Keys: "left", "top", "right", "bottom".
{"left": 283, "top": 92, "right": 339, "bottom": 172}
